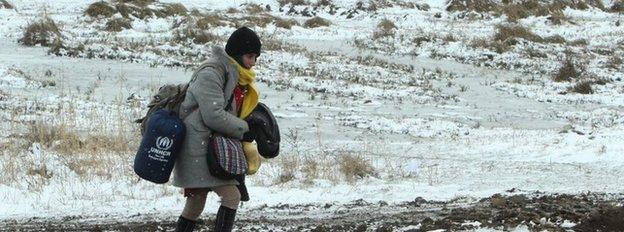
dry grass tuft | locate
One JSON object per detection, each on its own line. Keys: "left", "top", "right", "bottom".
{"left": 607, "top": 55, "right": 622, "bottom": 69}
{"left": 262, "top": 38, "right": 306, "bottom": 53}
{"left": 278, "top": 0, "right": 309, "bottom": 7}
{"left": 156, "top": 3, "right": 188, "bottom": 17}
{"left": 1, "top": 0, "right": 13, "bottom": 9}
{"left": 19, "top": 17, "right": 63, "bottom": 47}
{"left": 173, "top": 27, "right": 219, "bottom": 44}
{"left": 553, "top": 58, "right": 581, "bottom": 82}
{"left": 568, "top": 38, "right": 588, "bottom": 46}
{"left": 337, "top": 153, "right": 376, "bottom": 182}
{"left": 493, "top": 24, "right": 543, "bottom": 43}
{"left": 245, "top": 3, "right": 265, "bottom": 14}
{"left": 612, "top": 0, "right": 624, "bottom": 12}
{"left": 373, "top": 18, "right": 396, "bottom": 38}
{"left": 115, "top": 0, "right": 156, "bottom": 7}
{"left": 569, "top": 81, "right": 594, "bottom": 94}
{"left": 25, "top": 121, "right": 135, "bottom": 155}
{"left": 85, "top": 2, "right": 117, "bottom": 18}
{"left": 195, "top": 14, "right": 228, "bottom": 29}
{"left": 274, "top": 17, "right": 298, "bottom": 29}
{"left": 446, "top": 0, "right": 498, "bottom": 12}
{"left": 226, "top": 7, "right": 239, "bottom": 14}
{"left": 303, "top": 16, "right": 331, "bottom": 28}
{"left": 105, "top": 18, "right": 132, "bottom": 32}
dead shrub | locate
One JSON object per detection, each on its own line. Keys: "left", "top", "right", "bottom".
{"left": 156, "top": 3, "right": 188, "bottom": 17}
{"left": 278, "top": 0, "right": 308, "bottom": 7}
{"left": 374, "top": 18, "right": 396, "bottom": 38}
{"left": 499, "top": 0, "right": 589, "bottom": 24}
{"left": 337, "top": 153, "right": 376, "bottom": 182}
{"left": 115, "top": 0, "right": 155, "bottom": 7}
{"left": 262, "top": 38, "right": 306, "bottom": 53}
{"left": 25, "top": 122, "right": 134, "bottom": 155}
{"left": 274, "top": 155, "right": 299, "bottom": 184}
{"left": 446, "top": 0, "right": 498, "bottom": 12}
{"left": 607, "top": 55, "right": 622, "bottom": 69}
{"left": 173, "top": 28, "right": 219, "bottom": 44}
{"left": 113, "top": 2, "right": 152, "bottom": 19}
{"left": 315, "top": 0, "right": 333, "bottom": 7}
{"left": 85, "top": 2, "right": 117, "bottom": 18}
{"left": 1, "top": 0, "right": 13, "bottom": 9}
{"left": 19, "top": 17, "right": 62, "bottom": 47}
{"left": 245, "top": 3, "right": 265, "bottom": 14}
{"left": 274, "top": 17, "right": 298, "bottom": 29}
{"left": 493, "top": 24, "right": 543, "bottom": 43}
{"left": 543, "top": 35, "right": 566, "bottom": 44}
{"left": 105, "top": 18, "right": 132, "bottom": 32}
{"left": 303, "top": 16, "right": 331, "bottom": 28}
{"left": 612, "top": 0, "right": 624, "bottom": 12}
{"left": 226, "top": 7, "right": 239, "bottom": 14}
{"left": 548, "top": 10, "right": 567, "bottom": 24}
{"left": 569, "top": 81, "right": 594, "bottom": 94}
{"left": 238, "top": 14, "right": 276, "bottom": 28}
{"left": 196, "top": 14, "right": 228, "bottom": 29}
{"left": 568, "top": 38, "right": 588, "bottom": 46}
{"left": 553, "top": 58, "right": 581, "bottom": 82}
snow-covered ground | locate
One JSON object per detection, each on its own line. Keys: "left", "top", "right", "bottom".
{"left": 1, "top": 0, "right": 623, "bottom": 231}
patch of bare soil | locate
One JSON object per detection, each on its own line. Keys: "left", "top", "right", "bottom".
{"left": 1, "top": 192, "right": 623, "bottom": 231}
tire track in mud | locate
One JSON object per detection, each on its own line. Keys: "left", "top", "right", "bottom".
{"left": 2, "top": 193, "right": 623, "bottom": 232}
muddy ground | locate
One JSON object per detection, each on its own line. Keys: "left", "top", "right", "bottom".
{"left": 2, "top": 192, "right": 624, "bottom": 232}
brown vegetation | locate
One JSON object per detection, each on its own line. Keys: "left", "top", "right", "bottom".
{"left": 338, "top": 153, "right": 376, "bottom": 182}
{"left": 569, "top": 81, "right": 593, "bottom": 94}
{"left": 245, "top": 3, "right": 265, "bottom": 14}
{"left": 87, "top": 1, "right": 188, "bottom": 20}
{"left": 304, "top": 16, "right": 331, "bottom": 28}
{"left": 173, "top": 27, "right": 219, "bottom": 44}
{"left": 274, "top": 17, "right": 298, "bottom": 29}
{"left": 373, "top": 18, "right": 396, "bottom": 38}
{"left": 19, "top": 17, "right": 62, "bottom": 47}
{"left": 105, "top": 18, "right": 132, "bottom": 32}
{"left": 195, "top": 14, "right": 228, "bottom": 29}
{"left": 553, "top": 58, "right": 581, "bottom": 82}
{"left": 26, "top": 121, "right": 134, "bottom": 155}
{"left": 607, "top": 55, "right": 622, "bottom": 69}
{"left": 85, "top": 2, "right": 117, "bottom": 18}
{"left": 156, "top": 3, "right": 188, "bottom": 17}
{"left": 1, "top": 0, "right": 13, "bottom": 9}
{"left": 277, "top": 0, "right": 309, "bottom": 7}
{"left": 446, "top": 0, "right": 498, "bottom": 12}
{"left": 612, "top": 0, "right": 624, "bottom": 12}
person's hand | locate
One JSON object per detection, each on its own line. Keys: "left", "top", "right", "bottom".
{"left": 242, "top": 118, "right": 257, "bottom": 142}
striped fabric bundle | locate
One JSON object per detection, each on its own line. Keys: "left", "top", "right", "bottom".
{"left": 212, "top": 136, "right": 247, "bottom": 176}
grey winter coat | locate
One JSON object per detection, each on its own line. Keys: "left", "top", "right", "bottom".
{"left": 172, "top": 46, "right": 249, "bottom": 188}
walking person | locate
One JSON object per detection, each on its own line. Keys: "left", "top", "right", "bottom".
{"left": 172, "top": 26, "right": 262, "bottom": 232}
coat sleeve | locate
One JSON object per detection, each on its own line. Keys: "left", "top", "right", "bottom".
{"left": 188, "top": 67, "right": 249, "bottom": 139}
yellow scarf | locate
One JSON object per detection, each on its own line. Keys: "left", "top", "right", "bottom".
{"left": 228, "top": 56, "right": 259, "bottom": 119}
{"left": 228, "top": 56, "right": 262, "bottom": 175}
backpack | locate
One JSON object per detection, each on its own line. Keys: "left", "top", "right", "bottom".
{"left": 135, "top": 84, "right": 189, "bottom": 135}
{"left": 133, "top": 83, "right": 189, "bottom": 184}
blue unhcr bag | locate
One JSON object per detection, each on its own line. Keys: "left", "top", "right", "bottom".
{"left": 134, "top": 109, "right": 186, "bottom": 184}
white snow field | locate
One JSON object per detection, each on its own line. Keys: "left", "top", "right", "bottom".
{"left": 0, "top": 0, "right": 623, "bottom": 231}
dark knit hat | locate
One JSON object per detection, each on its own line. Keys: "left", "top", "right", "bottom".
{"left": 225, "top": 27, "right": 261, "bottom": 58}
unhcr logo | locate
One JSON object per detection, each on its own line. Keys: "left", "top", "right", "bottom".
{"left": 156, "top": 136, "right": 173, "bottom": 151}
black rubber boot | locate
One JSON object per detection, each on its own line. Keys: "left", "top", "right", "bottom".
{"left": 175, "top": 216, "right": 196, "bottom": 232}
{"left": 214, "top": 206, "right": 237, "bottom": 232}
